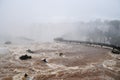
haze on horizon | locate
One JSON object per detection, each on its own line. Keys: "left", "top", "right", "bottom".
{"left": 0, "top": 0, "right": 120, "bottom": 42}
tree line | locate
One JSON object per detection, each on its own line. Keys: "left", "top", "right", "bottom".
{"left": 87, "top": 20, "right": 120, "bottom": 46}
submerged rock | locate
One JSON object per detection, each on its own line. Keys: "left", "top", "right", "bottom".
{"left": 4, "top": 41, "right": 12, "bottom": 44}
{"left": 26, "top": 49, "right": 34, "bottom": 53}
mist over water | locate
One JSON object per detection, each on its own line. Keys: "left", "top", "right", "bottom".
{"left": 0, "top": 1, "right": 120, "bottom": 80}
{"left": 0, "top": 0, "right": 120, "bottom": 44}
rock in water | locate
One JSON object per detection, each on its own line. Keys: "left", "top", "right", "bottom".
{"left": 26, "top": 49, "right": 34, "bottom": 53}
{"left": 13, "top": 73, "right": 32, "bottom": 80}
{"left": 19, "top": 54, "right": 32, "bottom": 60}
{"left": 4, "top": 41, "right": 12, "bottom": 44}
{"left": 59, "top": 53, "right": 63, "bottom": 56}
{"left": 42, "top": 58, "right": 48, "bottom": 63}
{"left": 112, "top": 49, "right": 120, "bottom": 54}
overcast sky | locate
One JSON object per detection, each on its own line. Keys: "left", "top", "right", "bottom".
{"left": 0, "top": 0, "right": 120, "bottom": 41}
{"left": 0, "top": 0, "right": 120, "bottom": 24}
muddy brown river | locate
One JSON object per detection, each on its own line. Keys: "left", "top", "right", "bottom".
{"left": 0, "top": 42, "right": 120, "bottom": 80}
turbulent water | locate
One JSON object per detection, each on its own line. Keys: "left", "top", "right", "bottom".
{"left": 0, "top": 42, "right": 120, "bottom": 80}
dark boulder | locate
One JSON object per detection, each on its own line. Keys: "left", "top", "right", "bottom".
{"left": 112, "top": 49, "right": 120, "bottom": 54}
{"left": 24, "top": 73, "right": 28, "bottom": 77}
{"left": 19, "top": 54, "right": 32, "bottom": 60}
{"left": 59, "top": 53, "right": 63, "bottom": 56}
{"left": 42, "top": 58, "right": 48, "bottom": 63}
